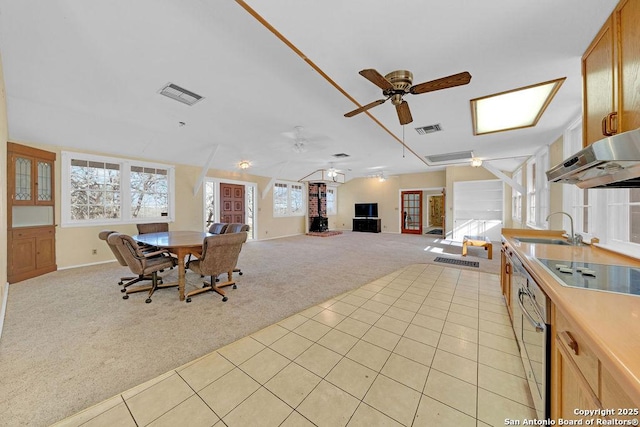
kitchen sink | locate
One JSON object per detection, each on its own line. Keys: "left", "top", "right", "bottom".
{"left": 514, "top": 237, "right": 571, "bottom": 245}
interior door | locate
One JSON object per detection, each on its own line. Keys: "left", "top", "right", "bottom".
{"left": 220, "top": 183, "right": 245, "bottom": 224}
{"left": 429, "top": 195, "right": 444, "bottom": 227}
{"left": 401, "top": 191, "right": 422, "bottom": 234}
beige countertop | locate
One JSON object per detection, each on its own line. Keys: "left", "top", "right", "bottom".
{"left": 501, "top": 228, "right": 640, "bottom": 407}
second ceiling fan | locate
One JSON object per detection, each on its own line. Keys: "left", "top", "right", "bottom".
{"left": 345, "top": 69, "right": 472, "bottom": 125}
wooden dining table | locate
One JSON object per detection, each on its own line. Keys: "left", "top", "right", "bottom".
{"left": 133, "top": 231, "right": 212, "bottom": 301}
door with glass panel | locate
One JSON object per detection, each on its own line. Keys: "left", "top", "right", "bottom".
{"left": 401, "top": 191, "right": 422, "bottom": 234}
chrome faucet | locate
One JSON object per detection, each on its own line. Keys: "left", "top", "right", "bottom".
{"left": 546, "top": 211, "right": 581, "bottom": 245}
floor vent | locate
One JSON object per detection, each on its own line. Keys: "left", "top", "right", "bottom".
{"left": 425, "top": 150, "right": 474, "bottom": 164}
{"left": 159, "top": 83, "right": 204, "bottom": 106}
{"left": 415, "top": 123, "right": 443, "bottom": 135}
{"left": 434, "top": 257, "right": 479, "bottom": 268}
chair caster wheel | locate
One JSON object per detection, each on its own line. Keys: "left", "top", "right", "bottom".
{"left": 222, "top": 297, "right": 228, "bottom": 302}
{"left": 123, "top": 295, "right": 129, "bottom": 300}
{"left": 186, "top": 298, "right": 192, "bottom": 303}
{"left": 239, "top": 272, "right": 243, "bottom": 276}
{"left": 118, "top": 281, "right": 124, "bottom": 285}
{"left": 233, "top": 284, "right": 237, "bottom": 289}
{"left": 145, "top": 298, "right": 152, "bottom": 303}
{"left": 159, "top": 280, "right": 163, "bottom": 284}
{"left": 121, "top": 288, "right": 126, "bottom": 293}
{"left": 215, "top": 278, "right": 220, "bottom": 282}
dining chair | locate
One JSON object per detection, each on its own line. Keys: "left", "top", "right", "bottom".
{"left": 224, "top": 223, "right": 250, "bottom": 276}
{"left": 107, "top": 232, "right": 178, "bottom": 303}
{"left": 136, "top": 222, "right": 169, "bottom": 234}
{"left": 98, "top": 230, "right": 154, "bottom": 291}
{"left": 208, "top": 222, "right": 228, "bottom": 234}
{"left": 185, "top": 232, "right": 247, "bottom": 302}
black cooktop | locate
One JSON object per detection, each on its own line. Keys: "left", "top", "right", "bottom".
{"left": 537, "top": 258, "right": 640, "bottom": 297}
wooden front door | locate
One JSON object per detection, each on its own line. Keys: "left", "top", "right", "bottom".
{"left": 401, "top": 191, "right": 422, "bottom": 234}
{"left": 220, "top": 183, "right": 245, "bottom": 224}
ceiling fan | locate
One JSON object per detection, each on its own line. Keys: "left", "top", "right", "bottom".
{"left": 281, "top": 125, "right": 328, "bottom": 153}
{"left": 345, "top": 69, "right": 472, "bottom": 125}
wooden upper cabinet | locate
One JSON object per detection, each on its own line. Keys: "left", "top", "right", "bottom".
{"left": 617, "top": 0, "right": 640, "bottom": 133}
{"left": 8, "top": 142, "right": 55, "bottom": 207}
{"left": 582, "top": 0, "right": 640, "bottom": 147}
{"left": 582, "top": 16, "right": 615, "bottom": 147}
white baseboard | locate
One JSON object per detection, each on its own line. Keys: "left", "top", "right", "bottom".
{"left": 57, "top": 259, "right": 117, "bottom": 271}
{"left": 0, "top": 282, "right": 8, "bottom": 341}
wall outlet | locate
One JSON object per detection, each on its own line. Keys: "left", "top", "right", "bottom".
{"left": 92, "top": 249, "right": 97, "bottom": 255}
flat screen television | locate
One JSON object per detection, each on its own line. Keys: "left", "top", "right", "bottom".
{"left": 355, "top": 203, "right": 378, "bottom": 218}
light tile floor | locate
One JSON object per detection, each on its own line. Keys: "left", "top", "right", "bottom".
{"left": 54, "top": 263, "right": 536, "bottom": 427}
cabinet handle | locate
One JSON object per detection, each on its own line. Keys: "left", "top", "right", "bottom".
{"left": 559, "top": 330, "right": 579, "bottom": 355}
{"left": 602, "top": 112, "right": 618, "bottom": 137}
{"left": 505, "top": 263, "right": 510, "bottom": 274}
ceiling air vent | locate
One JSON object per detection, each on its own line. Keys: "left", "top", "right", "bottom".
{"left": 158, "top": 83, "right": 204, "bottom": 106}
{"left": 425, "top": 150, "right": 474, "bottom": 164}
{"left": 332, "top": 153, "right": 350, "bottom": 158}
{"left": 415, "top": 123, "right": 443, "bottom": 135}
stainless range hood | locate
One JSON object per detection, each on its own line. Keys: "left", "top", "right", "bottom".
{"left": 546, "top": 128, "right": 640, "bottom": 188}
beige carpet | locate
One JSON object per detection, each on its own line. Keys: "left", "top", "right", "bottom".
{"left": 0, "top": 232, "right": 499, "bottom": 426}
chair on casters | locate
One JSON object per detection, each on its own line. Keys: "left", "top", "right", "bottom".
{"left": 136, "top": 222, "right": 169, "bottom": 234}
{"left": 107, "top": 232, "right": 178, "bottom": 303}
{"left": 208, "top": 222, "right": 228, "bottom": 234}
{"left": 224, "top": 223, "right": 249, "bottom": 276}
{"left": 98, "top": 230, "right": 153, "bottom": 291}
{"left": 186, "top": 232, "right": 247, "bottom": 302}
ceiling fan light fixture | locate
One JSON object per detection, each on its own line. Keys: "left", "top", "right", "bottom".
{"left": 238, "top": 160, "right": 251, "bottom": 170}
{"left": 471, "top": 77, "right": 565, "bottom": 135}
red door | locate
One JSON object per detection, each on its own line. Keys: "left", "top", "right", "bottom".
{"left": 401, "top": 191, "right": 422, "bottom": 234}
{"left": 220, "top": 183, "right": 245, "bottom": 224}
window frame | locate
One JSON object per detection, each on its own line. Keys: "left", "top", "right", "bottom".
{"left": 61, "top": 151, "right": 175, "bottom": 227}
{"left": 272, "top": 180, "right": 306, "bottom": 217}
{"left": 326, "top": 185, "right": 338, "bottom": 215}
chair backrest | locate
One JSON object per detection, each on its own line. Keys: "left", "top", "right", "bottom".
{"left": 107, "top": 232, "right": 173, "bottom": 276}
{"left": 99, "top": 230, "right": 128, "bottom": 267}
{"left": 224, "top": 223, "right": 249, "bottom": 234}
{"left": 136, "top": 222, "right": 169, "bottom": 234}
{"left": 208, "top": 222, "right": 228, "bottom": 234}
{"left": 197, "top": 232, "right": 248, "bottom": 277}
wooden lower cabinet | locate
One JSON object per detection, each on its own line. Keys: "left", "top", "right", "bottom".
{"left": 8, "top": 226, "right": 56, "bottom": 283}
{"left": 552, "top": 306, "right": 637, "bottom": 422}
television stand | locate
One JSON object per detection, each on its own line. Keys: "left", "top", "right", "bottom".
{"left": 353, "top": 218, "right": 381, "bottom": 233}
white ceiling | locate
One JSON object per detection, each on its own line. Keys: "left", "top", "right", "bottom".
{"left": 0, "top": 0, "right": 619, "bottom": 182}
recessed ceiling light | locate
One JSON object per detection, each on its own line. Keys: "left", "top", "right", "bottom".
{"left": 470, "top": 77, "right": 565, "bottom": 135}
{"left": 238, "top": 160, "right": 251, "bottom": 170}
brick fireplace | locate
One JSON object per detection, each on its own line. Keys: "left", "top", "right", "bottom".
{"left": 308, "top": 182, "right": 328, "bottom": 232}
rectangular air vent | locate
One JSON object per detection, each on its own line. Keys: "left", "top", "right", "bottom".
{"left": 415, "top": 123, "right": 443, "bottom": 135}
{"left": 332, "top": 153, "right": 350, "bottom": 158}
{"left": 425, "top": 150, "right": 474, "bottom": 163}
{"left": 158, "top": 83, "right": 204, "bottom": 106}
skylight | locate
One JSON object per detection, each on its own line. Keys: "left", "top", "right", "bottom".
{"left": 470, "top": 77, "right": 565, "bottom": 135}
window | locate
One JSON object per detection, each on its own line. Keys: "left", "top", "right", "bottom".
{"left": 527, "top": 159, "right": 536, "bottom": 225}
{"left": 512, "top": 168, "right": 522, "bottom": 222}
{"left": 273, "top": 181, "right": 305, "bottom": 217}
{"left": 525, "top": 145, "right": 550, "bottom": 228}
{"left": 556, "top": 116, "right": 640, "bottom": 255}
{"left": 326, "top": 187, "right": 337, "bottom": 215}
{"left": 62, "top": 151, "right": 175, "bottom": 226}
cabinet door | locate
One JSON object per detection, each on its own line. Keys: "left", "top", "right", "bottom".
{"left": 9, "top": 153, "right": 35, "bottom": 205}
{"left": 35, "top": 159, "right": 54, "bottom": 205}
{"left": 36, "top": 228, "right": 56, "bottom": 269}
{"left": 617, "top": 0, "right": 640, "bottom": 134}
{"left": 582, "top": 16, "right": 615, "bottom": 147}
{"left": 9, "top": 234, "right": 37, "bottom": 277}
{"left": 558, "top": 347, "right": 603, "bottom": 422}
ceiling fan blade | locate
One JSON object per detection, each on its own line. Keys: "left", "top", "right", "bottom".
{"left": 396, "top": 101, "right": 413, "bottom": 125}
{"left": 344, "top": 98, "right": 387, "bottom": 117}
{"left": 409, "top": 71, "right": 472, "bottom": 95}
{"left": 359, "top": 69, "right": 394, "bottom": 91}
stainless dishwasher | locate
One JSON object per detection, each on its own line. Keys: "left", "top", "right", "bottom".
{"left": 510, "top": 254, "right": 550, "bottom": 420}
